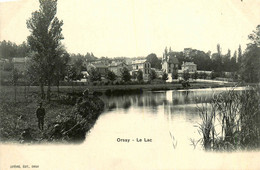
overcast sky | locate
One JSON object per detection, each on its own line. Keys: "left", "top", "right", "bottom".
{"left": 0, "top": 0, "right": 260, "bottom": 58}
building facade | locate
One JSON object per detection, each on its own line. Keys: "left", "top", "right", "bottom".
{"left": 108, "top": 62, "right": 128, "bottom": 76}
{"left": 161, "top": 55, "right": 179, "bottom": 74}
{"left": 181, "top": 62, "right": 197, "bottom": 73}
{"left": 87, "top": 63, "right": 108, "bottom": 77}
{"left": 131, "top": 58, "right": 151, "bottom": 80}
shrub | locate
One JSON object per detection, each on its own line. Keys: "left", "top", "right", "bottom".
{"left": 48, "top": 95, "right": 105, "bottom": 143}
{"left": 57, "top": 94, "right": 79, "bottom": 105}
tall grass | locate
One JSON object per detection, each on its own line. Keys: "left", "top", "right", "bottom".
{"left": 196, "top": 86, "right": 260, "bottom": 151}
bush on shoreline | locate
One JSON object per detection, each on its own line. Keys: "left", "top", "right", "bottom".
{"left": 0, "top": 91, "right": 105, "bottom": 144}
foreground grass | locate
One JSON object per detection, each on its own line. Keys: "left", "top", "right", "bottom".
{"left": 0, "top": 87, "right": 104, "bottom": 143}
{"left": 0, "top": 100, "right": 73, "bottom": 143}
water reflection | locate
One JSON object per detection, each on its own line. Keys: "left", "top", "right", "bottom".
{"left": 101, "top": 88, "right": 226, "bottom": 110}
{"left": 94, "top": 87, "right": 246, "bottom": 150}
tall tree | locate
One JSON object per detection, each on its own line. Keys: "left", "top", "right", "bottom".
{"left": 217, "top": 44, "right": 221, "bottom": 56}
{"left": 27, "top": 0, "right": 64, "bottom": 100}
{"left": 163, "top": 47, "right": 168, "bottom": 59}
{"left": 189, "top": 49, "right": 212, "bottom": 71}
{"left": 146, "top": 53, "right": 161, "bottom": 69}
{"left": 54, "top": 49, "right": 70, "bottom": 95}
{"left": 211, "top": 44, "right": 223, "bottom": 72}
{"left": 248, "top": 25, "right": 260, "bottom": 46}
{"left": 240, "top": 25, "right": 260, "bottom": 83}
{"left": 223, "top": 49, "right": 231, "bottom": 72}
{"left": 230, "top": 51, "right": 238, "bottom": 72}
{"left": 237, "top": 45, "right": 243, "bottom": 67}
{"left": 240, "top": 46, "right": 260, "bottom": 83}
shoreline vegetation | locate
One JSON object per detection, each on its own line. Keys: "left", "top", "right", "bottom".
{"left": 0, "top": 88, "right": 104, "bottom": 144}
{"left": 0, "top": 80, "right": 244, "bottom": 98}
{"left": 0, "top": 81, "right": 257, "bottom": 145}
{"left": 196, "top": 85, "right": 260, "bottom": 151}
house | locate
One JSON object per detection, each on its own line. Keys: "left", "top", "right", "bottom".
{"left": 87, "top": 63, "right": 108, "bottom": 77}
{"left": 177, "top": 62, "right": 198, "bottom": 79}
{"left": 108, "top": 62, "right": 128, "bottom": 76}
{"left": 181, "top": 62, "right": 197, "bottom": 73}
{"left": 161, "top": 55, "right": 179, "bottom": 74}
{"left": 131, "top": 58, "right": 151, "bottom": 80}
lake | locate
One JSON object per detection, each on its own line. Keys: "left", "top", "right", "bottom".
{"left": 83, "top": 87, "right": 247, "bottom": 169}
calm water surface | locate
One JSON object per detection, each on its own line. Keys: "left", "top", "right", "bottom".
{"left": 83, "top": 87, "right": 246, "bottom": 168}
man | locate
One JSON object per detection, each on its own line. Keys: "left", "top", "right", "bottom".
{"left": 36, "top": 103, "right": 45, "bottom": 130}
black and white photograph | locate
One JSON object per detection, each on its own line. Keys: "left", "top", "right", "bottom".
{"left": 0, "top": 0, "right": 260, "bottom": 169}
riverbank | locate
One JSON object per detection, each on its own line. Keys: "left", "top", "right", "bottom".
{"left": 0, "top": 81, "right": 239, "bottom": 101}
{"left": 0, "top": 91, "right": 104, "bottom": 144}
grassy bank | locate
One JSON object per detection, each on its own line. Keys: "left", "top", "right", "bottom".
{"left": 0, "top": 89, "right": 104, "bottom": 144}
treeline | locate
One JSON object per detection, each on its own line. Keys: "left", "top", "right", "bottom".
{"left": 1, "top": 0, "right": 259, "bottom": 96}
{"left": 0, "top": 41, "right": 30, "bottom": 60}
{"left": 147, "top": 45, "right": 242, "bottom": 73}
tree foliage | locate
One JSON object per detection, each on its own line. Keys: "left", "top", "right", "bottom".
{"left": 0, "top": 41, "right": 29, "bottom": 60}
{"left": 192, "top": 71, "right": 198, "bottom": 80}
{"left": 239, "top": 25, "right": 260, "bottom": 83}
{"left": 162, "top": 72, "right": 168, "bottom": 81}
{"left": 66, "top": 66, "right": 83, "bottom": 82}
{"left": 106, "top": 70, "right": 117, "bottom": 81}
{"left": 149, "top": 69, "right": 157, "bottom": 81}
{"left": 146, "top": 53, "right": 161, "bottom": 69}
{"left": 183, "top": 70, "right": 190, "bottom": 81}
{"left": 26, "top": 0, "right": 65, "bottom": 100}
{"left": 121, "top": 67, "right": 131, "bottom": 82}
{"left": 171, "top": 69, "right": 178, "bottom": 79}
{"left": 240, "top": 46, "right": 260, "bottom": 83}
{"left": 137, "top": 69, "right": 143, "bottom": 82}
{"left": 88, "top": 67, "right": 101, "bottom": 82}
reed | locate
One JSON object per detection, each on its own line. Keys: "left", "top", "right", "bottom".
{"left": 196, "top": 86, "right": 260, "bottom": 151}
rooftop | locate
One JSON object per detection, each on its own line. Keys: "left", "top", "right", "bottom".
{"left": 166, "top": 56, "right": 179, "bottom": 64}
{"left": 92, "top": 63, "right": 108, "bottom": 68}
{"left": 182, "top": 62, "right": 196, "bottom": 66}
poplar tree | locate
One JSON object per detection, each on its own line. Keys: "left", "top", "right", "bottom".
{"left": 27, "top": 0, "right": 64, "bottom": 100}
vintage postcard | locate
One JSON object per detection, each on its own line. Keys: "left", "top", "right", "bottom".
{"left": 0, "top": 0, "right": 260, "bottom": 169}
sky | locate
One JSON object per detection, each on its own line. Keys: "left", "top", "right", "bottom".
{"left": 0, "top": 0, "right": 260, "bottom": 58}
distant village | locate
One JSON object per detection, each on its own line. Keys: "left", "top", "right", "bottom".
{"left": 0, "top": 41, "right": 243, "bottom": 87}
